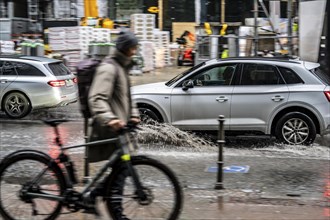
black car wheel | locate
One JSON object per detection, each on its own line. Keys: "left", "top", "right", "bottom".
{"left": 3, "top": 92, "right": 31, "bottom": 119}
{"left": 139, "top": 108, "right": 160, "bottom": 124}
{"left": 275, "top": 112, "right": 316, "bottom": 145}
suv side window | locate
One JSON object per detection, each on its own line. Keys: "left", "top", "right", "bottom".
{"left": 0, "top": 61, "right": 3, "bottom": 75}
{"left": 278, "top": 67, "right": 303, "bottom": 84}
{"left": 190, "top": 64, "right": 237, "bottom": 86}
{"left": 2, "top": 62, "right": 17, "bottom": 76}
{"left": 14, "top": 62, "right": 45, "bottom": 76}
{"left": 241, "top": 64, "right": 285, "bottom": 85}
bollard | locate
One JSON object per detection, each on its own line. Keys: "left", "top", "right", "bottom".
{"left": 215, "top": 115, "right": 225, "bottom": 189}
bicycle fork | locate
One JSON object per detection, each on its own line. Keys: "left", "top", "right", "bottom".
{"left": 119, "top": 135, "right": 150, "bottom": 204}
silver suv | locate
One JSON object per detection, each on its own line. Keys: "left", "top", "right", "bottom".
{"left": 0, "top": 55, "right": 78, "bottom": 119}
{"left": 132, "top": 58, "right": 330, "bottom": 145}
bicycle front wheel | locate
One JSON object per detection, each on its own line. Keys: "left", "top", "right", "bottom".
{"left": 0, "top": 152, "right": 66, "bottom": 220}
{"left": 105, "top": 156, "right": 183, "bottom": 220}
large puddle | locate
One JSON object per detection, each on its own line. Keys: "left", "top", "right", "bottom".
{"left": 0, "top": 121, "right": 329, "bottom": 160}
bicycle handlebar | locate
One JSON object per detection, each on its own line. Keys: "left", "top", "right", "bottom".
{"left": 41, "top": 118, "right": 140, "bottom": 137}
{"left": 117, "top": 122, "right": 141, "bottom": 134}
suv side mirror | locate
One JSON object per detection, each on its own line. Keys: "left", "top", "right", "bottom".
{"left": 182, "top": 80, "right": 194, "bottom": 91}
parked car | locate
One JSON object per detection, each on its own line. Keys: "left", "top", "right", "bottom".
{"left": 132, "top": 57, "right": 330, "bottom": 145}
{"left": 0, "top": 55, "right": 78, "bottom": 119}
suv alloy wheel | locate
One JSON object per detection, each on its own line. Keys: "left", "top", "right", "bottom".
{"left": 275, "top": 112, "right": 317, "bottom": 145}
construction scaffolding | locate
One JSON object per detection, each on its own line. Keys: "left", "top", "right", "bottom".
{"left": 27, "top": 0, "right": 39, "bottom": 21}
{"left": 194, "top": 0, "right": 300, "bottom": 64}
{"left": 0, "top": 1, "right": 7, "bottom": 18}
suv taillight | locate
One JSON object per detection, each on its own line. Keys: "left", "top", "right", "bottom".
{"left": 48, "top": 80, "right": 66, "bottom": 87}
{"left": 324, "top": 91, "right": 330, "bottom": 102}
{"left": 73, "top": 77, "right": 78, "bottom": 83}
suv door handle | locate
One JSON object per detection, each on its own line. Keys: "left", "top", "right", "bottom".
{"left": 0, "top": 79, "right": 8, "bottom": 84}
{"left": 216, "top": 96, "right": 229, "bottom": 102}
{"left": 271, "top": 95, "right": 285, "bottom": 102}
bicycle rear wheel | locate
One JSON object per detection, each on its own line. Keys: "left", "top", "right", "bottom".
{"left": 0, "top": 152, "right": 66, "bottom": 220}
{"left": 105, "top": 156, "right": 183, "bottom": 220}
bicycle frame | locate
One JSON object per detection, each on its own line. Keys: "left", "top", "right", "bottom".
{"left": 25, "top": 132, "right": 143, "bottom": 204}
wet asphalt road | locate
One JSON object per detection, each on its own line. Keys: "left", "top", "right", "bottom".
{"left": 0, "top": 120, "right": 329, "bottom": 206}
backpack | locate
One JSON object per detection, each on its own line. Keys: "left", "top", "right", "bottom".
{"left": 76, "top": 58, "right": 118, "bottom": 119}
{"left": 76, "top": 58, "right": 101, "bottom": 118}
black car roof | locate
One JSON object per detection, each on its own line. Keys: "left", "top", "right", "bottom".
{"left": 0, "top": 55, "right": 60, "bottom": 63}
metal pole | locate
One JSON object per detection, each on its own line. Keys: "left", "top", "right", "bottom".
{"left": 253, "top": 0, "right": 259, "bottom": 56}
{"left": 327, "top": 0, "right": 330, "bottom": 73}
{"left": 215, "top": 115, "right": 225, "bottom": 190}
{"left": 287, "top": 0, "right": 293, "bottom": 55}
{"left": 221, "top": 0, "right": 225, "bottom": 24}
{"left": 83, "top": 117, "right": 90, "bottom": 184}
{"left": 158, "top": 0, "right": 163, "bottom": 30}
{"left": 7, "top": 0, "right": 13, "bottom": 18}
{"left": 259, "top": 0, "right": 285, "bottom": 51}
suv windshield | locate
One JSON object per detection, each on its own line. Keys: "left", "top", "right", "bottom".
{"left": 47, "top": 62, "right": 71, "bottom": 76}
{"left": 165, "top": 62, "right": 205, "bottom": 87}
{"left": 311, "top": 67, "right": 330, "bottom": 85}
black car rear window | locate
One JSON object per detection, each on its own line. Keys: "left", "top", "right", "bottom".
{"left": 47, "top": 62, "right": 71, "bottom": 76}
{"left": 311, "top": 67, "right": 330, "bottom": 85}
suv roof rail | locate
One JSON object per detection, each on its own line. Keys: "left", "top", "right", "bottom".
{"left": 217, "top": 56, "right": 301, "bottom": 63}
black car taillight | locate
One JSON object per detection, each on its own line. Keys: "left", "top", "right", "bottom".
{"left": 324, "top": 91, "right": 330, "bottom": 102}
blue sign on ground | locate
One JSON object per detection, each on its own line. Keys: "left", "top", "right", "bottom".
{"left": 206, "top": 165, "right": 250, "bottom": 173}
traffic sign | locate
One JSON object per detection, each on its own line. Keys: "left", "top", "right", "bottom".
{"left": 206, "top": 165, "right": 250, "bottom": 173}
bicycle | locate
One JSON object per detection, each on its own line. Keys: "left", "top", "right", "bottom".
{"left": 0, "top": 119, "right": 183, "bottom": 220}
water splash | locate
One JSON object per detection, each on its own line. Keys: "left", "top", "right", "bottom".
{"left": 135, "top": 123, "right": 330, "bottom": 160}
{"left": 136, "top": 123, "right": 217, "bottom": 152}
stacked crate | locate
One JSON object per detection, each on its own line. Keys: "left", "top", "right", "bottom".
{"left": 0, "top": 40, "right": 15, "bottom": 54}
{"left": 48, "top": 27, "right": 67, "bottom": 51}
{"left": 92, "top": 28, "right": 111, "bottom": 42}
{"left": 48, "top": 26, "right": 112, "bottom": 73}
{"left": 131, "top": 14, "right": 174, "bottom": 69}
{"left": 139, "top": 41, "right": 154, "bottom": 72}
{"left": 49, "top": 26, "right": 93, "bottom": 73}
{"left": 130, "top": 14, "right": 155, "bottom": 42}
{"left": 48, "top": 26, "right": 93, "bottom": 54}
{"left": 130, "top": 14, "right": 156, "bottom": 72}
{"left": 154, "top": 30, "right": 172, "bottom": 67}
{"left": 65, "top": 26, "right": 93, "bottom": 54}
